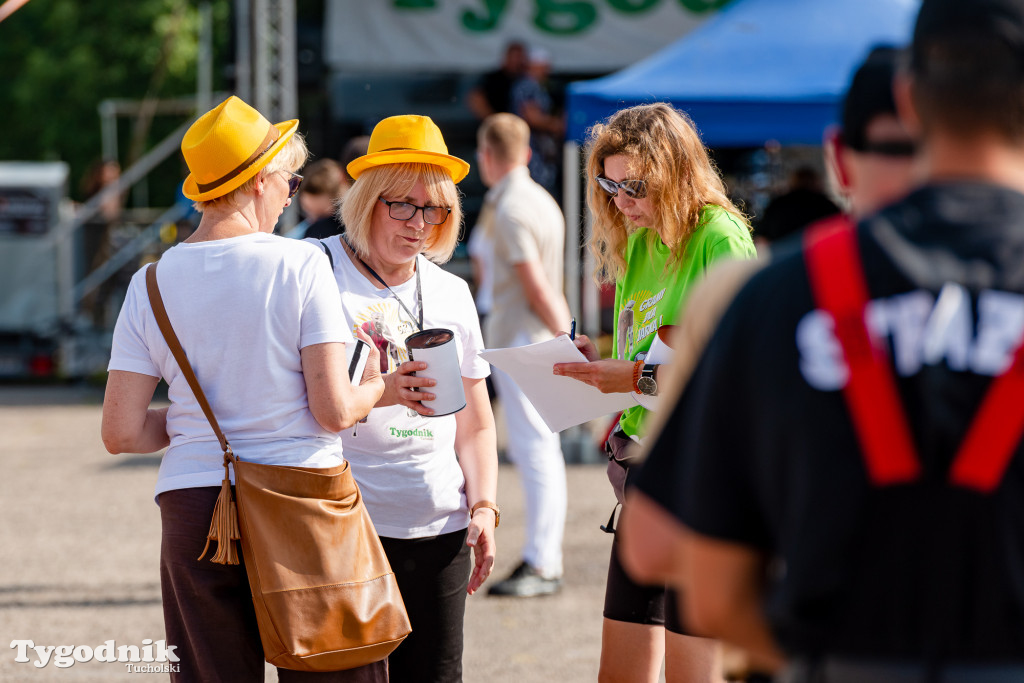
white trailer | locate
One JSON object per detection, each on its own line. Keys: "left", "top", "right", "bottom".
{"left": 0, "top": 162, "right": 70, "bottom": 378}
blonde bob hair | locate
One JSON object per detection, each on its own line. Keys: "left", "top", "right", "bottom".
{"left": 340, "top": 162, "right": 462, "bottom": 264}
{"left": 193, "top": 133, "right": 309, "bottom": 212}
{"left": 585, "top": 103, "right": 747, "bottom": 283}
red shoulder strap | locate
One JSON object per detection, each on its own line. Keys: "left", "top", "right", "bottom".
{"left": 949, "top": 345, "right": 1024, "bottom": 492}
{"left": 805, "top": 217, "right": 1024, "bottom": 493}
{"left": 803, "top": 217, "right": 921, "bottom": 486}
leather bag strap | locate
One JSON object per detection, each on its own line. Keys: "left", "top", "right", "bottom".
{"left": 803, "top": 216, "right": 920, "bottom": 486}
{"left": 145, "top": 263, "right": 232, "bottom": 459}
{"left": 146, "top": 262, "right": 240, "bottom": 565}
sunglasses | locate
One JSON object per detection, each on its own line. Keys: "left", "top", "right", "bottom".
{"left": 379, "top": 197, "right": 451, "bottom": 225}
{"left": 281, "top": 171, "right": 303, "bottom": 199}
{"left": 595, "top": 175, "right": 648, "bottom": 199}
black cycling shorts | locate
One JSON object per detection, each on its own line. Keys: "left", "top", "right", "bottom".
{"left": 602, "top": 534, "right": 687, "bottom": 634}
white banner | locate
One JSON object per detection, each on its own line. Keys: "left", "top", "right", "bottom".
{"left": 324, "top": 0, "right": 733, "bottom": 73}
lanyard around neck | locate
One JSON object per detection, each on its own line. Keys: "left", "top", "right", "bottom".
{"left": 342, "top": 235, "right": 423, "bottom": 332}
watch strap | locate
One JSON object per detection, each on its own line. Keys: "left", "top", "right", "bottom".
{"left": 632, "top": 358, "right": 645, "bottom": 393}
{"left": 470, "top": 500, "right": 500, "bottom": 527}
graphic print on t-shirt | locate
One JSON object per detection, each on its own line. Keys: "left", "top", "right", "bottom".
{"left": 796, "top": 285, "right": 1024, "bottom": 391}
{"left": 618, "top": 287, "right": 667, "bottom": 361}
{"left": 351, "top": 299, "right": 417, "bottom": 374}
{"left": 617, "top": 300, "right": 636, "bottom": 359}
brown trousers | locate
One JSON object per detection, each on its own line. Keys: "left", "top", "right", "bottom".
{"left": 159, "top": 486, "right": 388, "bottom": 683}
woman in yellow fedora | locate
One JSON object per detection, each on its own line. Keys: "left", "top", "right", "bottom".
{"left": 314, "top": 115, "right": 498, "bottom": 682}
{"left": 101, "top": 96, "right": 387, "bottom": 682}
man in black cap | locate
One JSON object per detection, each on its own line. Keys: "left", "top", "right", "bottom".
{"left": 619, "top": 0, "right": 1024, "bottom": 680}
{"left": 826, "top": 45, "right": 918, "bottom": 220}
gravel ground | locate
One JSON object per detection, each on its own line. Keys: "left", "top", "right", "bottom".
{"left": 0, "top": 386, "right": 625, "bottom": 682}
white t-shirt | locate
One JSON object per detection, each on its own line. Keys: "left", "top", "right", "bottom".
{"left": 316, "top": 235, "right": 490, "bottom": 539}
{"left": 108, "top": 233, "right": 354, "bottom": 499}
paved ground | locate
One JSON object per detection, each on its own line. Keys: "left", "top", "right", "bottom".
{"left": 0, "top": 386, "right": 628, "bottom": 682}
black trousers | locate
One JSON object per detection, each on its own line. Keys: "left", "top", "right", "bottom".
{"left": 159, "top": 487, "right": 388, "bottom": 683}
{"left": 380, "top": 530, "right": 471, "bottom": 683}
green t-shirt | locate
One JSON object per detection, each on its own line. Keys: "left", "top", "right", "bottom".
{"left": 613, "top": 205, "right": 756, "bottom": 439}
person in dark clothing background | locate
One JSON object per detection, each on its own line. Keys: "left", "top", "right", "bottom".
{"left": 292, "top": 158, "right": 344, "bottom": 240}
{"left": 467, "top": 41, "right": 528, "bottom": 121}
{"left": 757, "top": 45, "right": 918, "bottom": 248}
{"left": 621, "top": 1, "right": 1024, "bottom": 681}
{"left": 291, "top": 135, "right": 370, "bottom": 240}
{"left": 755, "top": 165, "right": 839, "bottom": 244}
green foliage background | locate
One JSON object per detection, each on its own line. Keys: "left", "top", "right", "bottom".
{"left": 0, "top": 0, "right": 232, "bottom": 203}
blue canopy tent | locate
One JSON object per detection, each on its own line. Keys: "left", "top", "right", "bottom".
{"left": 566, "top": 0, "right": 921, "bottom": 147}
{"left": 560, "top": 0, "right": 921, "bottom": 342}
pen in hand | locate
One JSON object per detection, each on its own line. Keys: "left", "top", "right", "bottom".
{"left": 569, "top": 317, "right": 576, "bottom": 341}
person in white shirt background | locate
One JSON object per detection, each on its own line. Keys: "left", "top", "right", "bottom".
{"left": 475, "top": 112, "right": 571, "bottom": 599}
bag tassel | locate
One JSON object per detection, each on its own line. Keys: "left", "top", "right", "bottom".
{"left": 198, "top": 454, "right": 241, "bottom": 565}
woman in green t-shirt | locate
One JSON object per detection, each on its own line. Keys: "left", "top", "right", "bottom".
{"left": 555, "top": 103, "right": 755, "bottom": 682}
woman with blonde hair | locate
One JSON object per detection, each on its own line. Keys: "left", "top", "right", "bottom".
{"left": 314, "top": 115, "right": 498, "bottom": 683}
{"left": 101, "top": 96, "right": 386, "bottom": 681}
{"left": 555, "top": 102, "right": 756, "bottom": 682}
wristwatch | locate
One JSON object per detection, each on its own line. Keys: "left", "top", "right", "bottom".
{"left": 471, "top": 500, "right": 500, "bottom": 528}
{"left": 636, "top": 364, "right": 658, "bottom": 396}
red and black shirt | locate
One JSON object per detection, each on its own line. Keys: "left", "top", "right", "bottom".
{"left": 635, "top": 182, "right": 1024, "bottom": 662}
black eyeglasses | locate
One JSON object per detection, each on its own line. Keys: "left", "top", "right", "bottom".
{"left": 856, "top": 140, "right": 917, "bottom": 158}
{"left": 595, "top": 175, "right": 648, "bottom": 199}
{"left": 281, "top": 171, "right": 303, "bottom": 199}
{"left": 379, "top": 197, "right": 451, "bottom": 225}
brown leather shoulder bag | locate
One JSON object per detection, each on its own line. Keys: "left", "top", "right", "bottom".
{"left": 145, "top": 263, "right": 410, "bottom": 672}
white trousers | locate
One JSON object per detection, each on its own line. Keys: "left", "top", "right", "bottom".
{"left": 492, "top": 364, "right": 566, "bottom": 577}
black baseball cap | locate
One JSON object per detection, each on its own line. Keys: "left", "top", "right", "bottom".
{"left": 841, "top": 46, "right": 907, "bottom": 153}
{"left": 912, "top": 0, "right": 1024, "bottom": 76}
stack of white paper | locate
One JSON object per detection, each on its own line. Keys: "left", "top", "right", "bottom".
{"left": 479, "top": 335, "right": 635, "bottom": 433}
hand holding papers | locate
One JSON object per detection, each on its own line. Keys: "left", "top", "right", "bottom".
{"left": 479, "top": 335, "right": 635, "bottom": 433}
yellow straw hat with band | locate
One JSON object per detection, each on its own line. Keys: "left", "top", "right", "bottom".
{"left": 347, "top": 115, "right": 470, "bottom": 184}
{"left": 181, "top": 96, "right": 299, "bottom": 201}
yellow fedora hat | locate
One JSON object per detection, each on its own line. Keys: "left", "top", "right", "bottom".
{"left": 346, "top": 115, "right": 470, "bottom": 184}
{"left": 181, "top": 96, "right": 299, "bottom": 201}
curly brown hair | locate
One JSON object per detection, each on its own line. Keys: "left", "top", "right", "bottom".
{"left": 584, "top": 103, "right": 747, "bottom": 283}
